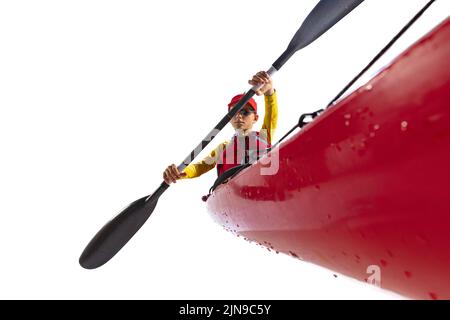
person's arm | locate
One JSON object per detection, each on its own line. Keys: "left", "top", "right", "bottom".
{"left": 248, "top": 71, "right": 278, "bottom": 144}
{"left": 260, "top": 90, "right": 278, "bottom": 144}
{"left": 181, "top": 141, "right": 228, "bottom": 179}
{"left": 164, "top": 142, "right": 227, "bottom": 184}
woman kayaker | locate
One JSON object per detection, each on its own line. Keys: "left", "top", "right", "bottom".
{"left": 163, "top": 71, "right": 278, "bottom": 184}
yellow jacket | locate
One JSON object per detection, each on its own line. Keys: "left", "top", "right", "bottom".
{"left": 183, "top": 92, "right": 278, "bottom": 179}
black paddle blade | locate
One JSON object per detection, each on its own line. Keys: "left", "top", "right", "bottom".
{"left": 79, "top": 183, "right": 169, "bottom": 269}
{"left": 273, "top": 0, "right": 364, "bottom": 70}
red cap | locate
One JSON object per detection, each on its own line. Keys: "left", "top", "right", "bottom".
{"left": 228, "top": 94, "right": 257, "bottom": 114}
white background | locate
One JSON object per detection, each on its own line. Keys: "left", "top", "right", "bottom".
{"left": 1, "top": 0, "right": 449, "bottom": 299}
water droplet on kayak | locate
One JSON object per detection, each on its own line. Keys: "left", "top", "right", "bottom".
{"left": 373, "top": 124, "right": 380, "bottom": 131}
{"left": 236, "top": 224, "right": 240, "bottom": 228}
{"left": 333, "top": 274, "right": 338, "bottom": 278}
{"left": 380, "top": 259, "right": 388, "bottom": 267}
{"left": 345, "top": 121, "right": 350, "bottom": 127}
{"left": 344, "top": 113, "right": 352, "bottom": 120}
{"left": 404, "top": 271, "right": 412, "bottom": 279}
{"left": 369, "top": 132, "right": 376, "bottom": 138}
{"left": 429, "top": 292, "right": 438, "bottom": 300}
{"left": 386, "top": 250, "right": 394, "bottom": 258}
{"left": 276, "top": 251, "right": 279, "bottom": 254}
{"left": 401, "top": 121, "right": 408, "bottom": 131}
{"left": 355, "top": 254, "right": 361, "bottom": 260}
{"left": 267, "top": 248, "right": 271, "bottom": 252}
{"left": 428, "top": 113, "right": 444, "bottom": 123}
{"left": 366, "top": 84, "right": 373, "bottom": 91}
{"left": 289, "top": 251, "right": 299, "bottom": 258}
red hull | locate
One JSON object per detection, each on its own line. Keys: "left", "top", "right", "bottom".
{"left": 206, "top": 18, "right": 450, "bottom": 299}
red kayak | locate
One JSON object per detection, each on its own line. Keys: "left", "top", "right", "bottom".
{"left": 206, "top": 18, "right": 450, "bottom": 300}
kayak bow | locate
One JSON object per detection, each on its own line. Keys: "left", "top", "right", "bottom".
{"left": 207, "top": 18, "right": 450, "bottom": 300}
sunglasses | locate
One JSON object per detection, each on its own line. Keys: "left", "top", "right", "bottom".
{"left": 233, "top": 109, "right": 255, "bottom": 117}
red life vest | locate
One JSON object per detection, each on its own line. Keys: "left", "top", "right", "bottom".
{"left": 216, "top": 131, "right": 270, "bottom": 177}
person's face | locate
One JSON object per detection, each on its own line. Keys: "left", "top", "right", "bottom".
{"left": 230, "top": 104, "right": 259, "bottom": 132}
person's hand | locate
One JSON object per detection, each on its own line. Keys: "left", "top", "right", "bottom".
{"left": 248, "top": 71, "right": 275, "bottom": 96}
{"left": 163, "top": 164, "right": 187, "bottom": 184}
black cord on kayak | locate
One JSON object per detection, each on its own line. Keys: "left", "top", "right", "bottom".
{"left": 326, "top": 0, "right": 436, "bottom": 108}
{"left": 270, "top": 109, "right": 324, "bottom": 151}
{"left": 272, "top": 0, "right": 436, "bottom": 149}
